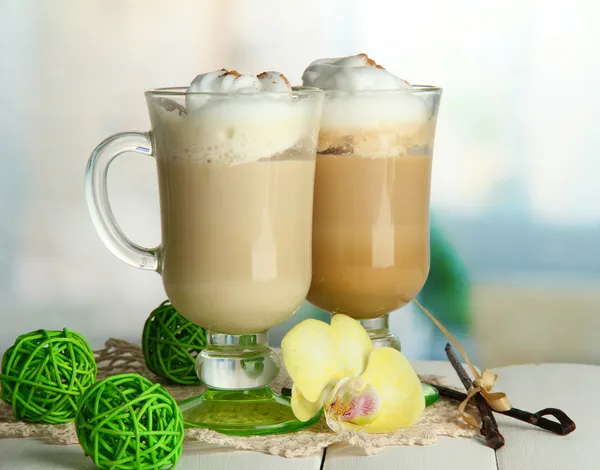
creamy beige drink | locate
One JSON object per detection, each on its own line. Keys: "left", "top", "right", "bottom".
{"left": 147, "top": 70, "right": 322, "bottom": 333}
{"left": 157, "top": 156, "right": 315, "bottom": 333}
{"left": 302, "top": 54, "right": 441, "bottom": 322}
{"left": 310, "top": 153, "right": 431, "bottom": 318}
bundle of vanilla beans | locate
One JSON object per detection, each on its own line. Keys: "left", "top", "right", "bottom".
{"left": 424, "top": 344, "right": 577, "bottom": 449}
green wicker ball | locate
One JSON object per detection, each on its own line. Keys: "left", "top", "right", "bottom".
{"left": 142, "top": 300, "right": 206, "bottom": 384}
{"left": 75, "top": 373, "right": 184, "bottom": 470}
{"left": 0, "top": 328, "right": 97, "bottom": 424}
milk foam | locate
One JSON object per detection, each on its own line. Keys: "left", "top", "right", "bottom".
{"left": 151, "top": 69, "right": 313, "bottom": 165}
{"left": 302, "top": 54, "right": 429, "bottom": 157}
{"left": 302, "top": 53, "right": 411, "bottom": 91}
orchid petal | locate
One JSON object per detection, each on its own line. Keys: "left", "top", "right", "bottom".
{"left": 291, "top": 383, "right": 331, "bottom": 422}
{"left": 358, "top": 347, "right": 425, "bottom": 433}
{"left": 282, "top": 319, "right": 344, "bottom": 402}
{"left": 330, "top": 314, "right": 373, "bottom": 377}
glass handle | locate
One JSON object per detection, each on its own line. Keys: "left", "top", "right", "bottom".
{"left": 85, "top": 131, "right": 160, "bottom": 272}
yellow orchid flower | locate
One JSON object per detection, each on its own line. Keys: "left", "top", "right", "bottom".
{"left": 281, "top": 314, "right": 425, "bottom": 433}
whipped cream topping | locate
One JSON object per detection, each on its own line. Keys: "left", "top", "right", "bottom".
{"left": 301, "top": 54, "right": 430, "bottom": 157}
{"left": 151, "top": 69, "right": 316, "bottom": 165}
{"left": 302, "top": 53, "right": 411, "bottom": 91}
{"left": 257, "top": 71, "right": 292, "bottom": 92}
{"left": 188, "top": 69, "right": 292, "bottom": 95}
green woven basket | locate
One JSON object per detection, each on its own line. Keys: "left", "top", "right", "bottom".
{"left": 142, "top": 300, "right": 206, "bottom": 384}
{"left": 75, "top": 373, "right": 184, "bottom": 470}
{"left": 0, "top": 328, "right": 97, "bottom": 424}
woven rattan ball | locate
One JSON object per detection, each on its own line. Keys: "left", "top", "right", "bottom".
{"left": 75, "top": 373, "right": 184, "bottom": 470}
{"left": 0, "top": 329, "right": 97, "bottom": 424}
{"left": 142, "top": 300, "right": 206, "bottom": 384}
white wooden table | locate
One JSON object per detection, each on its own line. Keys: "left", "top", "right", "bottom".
{"left": 0, "top": 361, "right": 597, "bottom": 469}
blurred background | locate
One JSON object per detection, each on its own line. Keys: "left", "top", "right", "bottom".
{"left": 1, "top": 0, "right": 599, "bottom": 366}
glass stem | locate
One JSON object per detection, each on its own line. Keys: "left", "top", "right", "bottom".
{"left": 359, "top": 314, "right": 401, "bottom": 351}
{"left": 196, "top": 332, "right": 280, "bottom": 390}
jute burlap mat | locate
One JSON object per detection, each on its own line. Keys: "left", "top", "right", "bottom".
{"left": 0, "top": 339, "right": 476, "bottom": 457}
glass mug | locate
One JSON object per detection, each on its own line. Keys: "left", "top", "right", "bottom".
{"left": 85, "top": 87, "right": 324, "bottom": 435}
{"left": 306, "top": 87, "right": 443, "bottom": 349}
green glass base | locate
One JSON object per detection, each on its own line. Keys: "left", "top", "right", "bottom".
{"left": 422, "top": 383, "right": 440, "bottom": 406}
{"left": 179, "top": 386, "right": 321, "bottom": 436}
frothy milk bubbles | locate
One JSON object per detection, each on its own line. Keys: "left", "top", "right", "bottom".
{"left": 152, "top": 69, "right": 317, "bottom": 165}
{"left": 302, "top": 53, "right": 430, "bottom": 157}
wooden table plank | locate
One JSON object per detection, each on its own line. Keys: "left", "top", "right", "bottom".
{"left": 324, "top": 437, "right": 498, "bottom": 470}
{"left": 324, "top": 360, "right": 498, "bottom": 470}
{"left": 493, "top": 363, "right": 600, "bottom": 470}
{"left": 0, "top": 439, "right": 324, "bottom": 470}
{"left": 0, "top": 439, "right": 95, "bottom": 470}
{"left": 180, "top": 443, "right": 323, "bottom": 470}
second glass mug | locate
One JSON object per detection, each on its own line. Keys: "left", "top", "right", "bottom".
{"left": 85, "top": 87, "right": 324, "bottom": 435}
{"left": 306, "top": 87, "right": 443, "bottom": 349}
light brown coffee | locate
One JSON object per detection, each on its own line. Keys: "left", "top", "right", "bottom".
{"left": 307, "top": 153, "right": 432, "bottom": 319}
{"left": 157, "top": 156, "right": 315, "bottom": 334}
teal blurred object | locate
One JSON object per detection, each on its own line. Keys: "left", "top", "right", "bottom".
{"left": 418, "top": 217, "right": 471, "bottom": 328}
{"left": 417, "top": 215, "right": 473, "bottom": 360}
